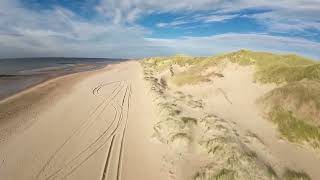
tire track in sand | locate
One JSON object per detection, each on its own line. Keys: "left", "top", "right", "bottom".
{"left": 99, "top": 84, "right": 131, "bottom": 180}
{"left": 36, "top": 81, "right": 124, "bottom": 179}
{"left": 46, "top": 83, "right": 131, "bottom": 180}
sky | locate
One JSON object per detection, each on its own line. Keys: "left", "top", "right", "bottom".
{"left": 0, "top": 0, "right": 320, "bottom": 59}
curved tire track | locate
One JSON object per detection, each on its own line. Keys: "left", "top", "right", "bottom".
{"left": 36, "top": 81, "right": 125, "bottom": 180}
{"left": 43, "top": 83, "right": 132, "bottom": 180}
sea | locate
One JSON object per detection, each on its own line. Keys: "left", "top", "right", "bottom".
{"left": 0, "top": 57, "right": 125, "bottom": 100}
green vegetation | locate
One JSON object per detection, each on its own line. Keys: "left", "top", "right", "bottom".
{"left": 244, "top": 150, "right": 258, "bottom": 159}
{"left": 261, "top": 80, "right": 320, "bottom": 148}
{"left": 265, "top": 164, "right": 278, "bottom": 178}
{"left": 262, "top": 80, "right": 320, "bottom": 124}
{"left": 142, "top": 53, "right": 226, "bottom": 86}
{"left": 181, "top": 117, "right": 198, "bottom": 125}
{"left": 142, "top": 54, "right": 203, "bottom": 72}
{"left": 256, "top": 63, "right": 320, "bottom": 84}
{"left": 226, "top": 50, "right": 319, "bottom": 84}
{"left": 171, "top": 72, "right": 209, "bottom": 86}
{"left": 283, "top": 169, "right": 311, "bottom": 180}
{"left": 228, "top": 50, "right": 320, "bottom": 148}
{"left": 215, "top": 169, "right": 236, "bottom": 180}
{"left": 143, "top": 50, "right": 320, "bottom": 149}
{"left": 143, "top": 49, "right": 320, "bottom": 86}
{"left": 269, "top": 107, "right": 320, "bottom": 148}
{"left": 171, "top": 132, "right": 192, "bottom": 142}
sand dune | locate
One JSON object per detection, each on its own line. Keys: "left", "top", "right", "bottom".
{"left": 141, "top": 52, "right": 320, "bottom": 180}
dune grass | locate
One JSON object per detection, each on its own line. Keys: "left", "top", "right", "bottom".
{"left": 262, "top": 80, "right": 320, "bottom": 123}
{"left": 215, "top": 168, "right": 236, "bottom": 180}
{"left": 144, "top": 49, "right": 319, "bottom": 86}
{"left": 181, "top": 117, "right": 198, "bottom": 125}
{"left": 142, "top": 53, "right": 226, "bottom": 86}
{"left": 260, "top": 80, "right": 320, "bottom": 148}
{"left": 255, "top": 64, "right": 320, "bottom": 84}
{"left": 171, "top": 132, "right": 192, "bottom": 142}
{"left": 229, "top": 50, "right": 320, "bottom": 148}
{"left": 265, "top": 164, "right": 278, "bottom": 178}
{"left": 227, "top": 50, "right": 320, "bottom": 84}
{"left": 170, "top": 57, "right": 226, "bottom": 86}
{"left": 283, "top": 169, "right": 311, "bottom": 180}
{"left": 143, "top": 50, "right": 320, "bottom": 148}
{"left": 142, "top": 55, "right": 204, "bottom": 72}
{"left": 269, "top": 107, "right": 320, "bottom": 148}
{"left": 171, "top": 72, "right": 209, "bottom": 86}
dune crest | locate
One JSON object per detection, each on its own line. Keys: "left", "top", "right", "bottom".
{"left": 142, "top": 50, "right": 320, "bottom": 180}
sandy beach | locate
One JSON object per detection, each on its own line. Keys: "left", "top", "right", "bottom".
{"left": 1, "top": 55, "right": 319, "bottom": 180}
{"left": 0, "top": 61, "right": 167, "bottom": 180}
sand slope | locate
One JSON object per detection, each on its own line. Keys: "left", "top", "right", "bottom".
{"left": 142, "top": 58, "right": 320, "bottom": 180}
{"left": 0, "top": 61, "right": 167, "bottom": 180}
{"left": 1, "top": 58, "right": 319, "bottom": 180}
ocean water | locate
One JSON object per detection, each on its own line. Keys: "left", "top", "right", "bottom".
{"left": 0, "top": 58, "right": 123, "bottom": 75}
{"left": 0, "top": 57, "right": 124, "bottom": 100}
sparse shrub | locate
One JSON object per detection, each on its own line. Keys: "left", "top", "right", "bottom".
{"left": 283, "top": 169, "right": 311, "bottom": 180}
{"left": 269, "top": 107, "right": 320, "bottom": 148}
{"left": 265, "top": 164, "right": 278, "bottom": 178}
{"left": 171, "top": 132, "right": 192, "bottom": 142}
{"left": 181, "top": 117, "right": 198, "bottom": 125}
{"left": 215, "top": 169, "right": 236, "bottom": 180}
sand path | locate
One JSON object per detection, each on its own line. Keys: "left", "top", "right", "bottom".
{"left": 0, "top": 61, "right": 166, "bottom": 180}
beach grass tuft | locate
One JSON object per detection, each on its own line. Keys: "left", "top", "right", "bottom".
{"left": 269, "top": 107, "right": 320, "bottom": 148}
{"left": 283, "top": 169, "right": 311, "bottom": 180}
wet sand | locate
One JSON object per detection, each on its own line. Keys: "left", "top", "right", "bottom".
{"left": 0, "top": 62, "right": 114, "bottom": 101}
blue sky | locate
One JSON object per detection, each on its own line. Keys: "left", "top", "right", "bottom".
{"left": 0, "top": 0, "right": 320, "bottom": 59}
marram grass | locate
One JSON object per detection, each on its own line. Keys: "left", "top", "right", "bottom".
{"left": 142, "top": 50, "right": 320, "bottom": 148}
{"left": 269, "top": 107, "right": 320, "bottom": 148}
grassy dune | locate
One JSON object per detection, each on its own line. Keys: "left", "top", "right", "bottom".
{"left": 144, "top": 50, "right": 320, "bottom": 149}
{"left": 227, "top": 50, "right": 320, "bottom": 84}
{"left": 260, "top": 80, "right": 320, "bottom": 148}
{"left": 227, "top": 50, "right": 320, "bottom": 148}
{"left": 144, "top": 50, "right": 319, "bottom": 85}
{"left": 141, "top": 51, "right": 318, "bottom": 179}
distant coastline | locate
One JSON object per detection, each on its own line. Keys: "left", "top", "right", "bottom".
{"left": 0, "top": 58, "right": 126, "bottom": 101}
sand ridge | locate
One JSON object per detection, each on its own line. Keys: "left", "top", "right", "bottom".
{"left": 142, "top": 58, "right": 320, "bottom": 180}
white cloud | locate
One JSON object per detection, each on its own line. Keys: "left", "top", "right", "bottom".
{"left": 0, "top": 0, "right": 319, "bottom": 59}
{"left": 156, "top": 20, "right": 191, "bottom": 28}
{"left": 146, "top": 33, "right": 320, "bottom": 59}
{"left": 0, "top": 0, "right": 165, "bottom": 58}
{"left": 199, "top": 14, "right": 238, "bottom": 23}
{"left": 156, "top": 14, "right": 237, "bottom": 28}
{"left": 97, "top": 0, "right": 320, "bottom": 32}
{"left": 96, "top": 0, "right": 224, "bottom": 24}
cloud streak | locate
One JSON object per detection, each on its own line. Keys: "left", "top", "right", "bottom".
{"left": 0, "top": 0, "right": 319, "bottom": 59}
{"left": 97, "top": 0, "right": 320, "bottom": 32}
{"left": 146, "top": 33, "right": 320, "bottom": 59}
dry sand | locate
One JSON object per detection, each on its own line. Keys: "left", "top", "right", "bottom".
{"left": 0, "top": 61, "right": 168, "bottom": 180}
{"left": 142, "top": 60, "right": 320, "bottom": 180}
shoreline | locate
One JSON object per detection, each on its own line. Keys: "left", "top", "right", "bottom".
{"left": 0, "top": 62, "right": 121, "bottom": 128}
{"left": 0, "top": 62, "right": 124, "bottom": 147}
{"left": 0, "top": 62, "right": 120, "bottom": 104}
